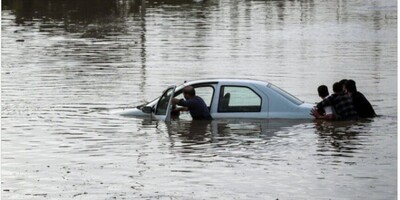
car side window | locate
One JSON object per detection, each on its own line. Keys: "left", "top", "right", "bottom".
{"left": 195, "top": 86, "right": 214, "bottom": 107}
{"left": 218, "top": 86, "right": 262, "bottom": 112}
{"left": 174, "top": 86, "right": 214, "bottom": 107}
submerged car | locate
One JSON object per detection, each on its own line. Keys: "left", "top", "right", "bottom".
{"left": 119, "top": 79, "right": 314, "bottom": 121}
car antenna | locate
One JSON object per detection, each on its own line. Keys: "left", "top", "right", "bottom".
{"left": 184, "top": 80, "right": 187, "bottom": 83}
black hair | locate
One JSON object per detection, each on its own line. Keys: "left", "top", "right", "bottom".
{"left": 339, "top": 79, "right": 348, "bottom": 86}
{"left": 183, "top": 86, "right": 196, "bottom": 96}
{"left": 338, "top": 79, "right": 348, "bottom": 92}
{"left": 344, "top": 79, "right": 357, "bottom": 93}
{"left": 332, "top": 82, "right": 343, "bottom": 93}
{"left": 317, "top": 85, "right": 329, "bottom": 98}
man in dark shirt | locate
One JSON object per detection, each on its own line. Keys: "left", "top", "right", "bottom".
{"left": 312, "top": 82, "right": 358, "bottom": 120}
{"left": 344, "top": 80, "right": 376, "bottom": 118}
{"left": 172, "top": 86, "right": 212, "bottom": 120}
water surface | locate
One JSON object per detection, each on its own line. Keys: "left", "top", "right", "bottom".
{"left": 1, "top": 0, "right": 397, "bottom": 199}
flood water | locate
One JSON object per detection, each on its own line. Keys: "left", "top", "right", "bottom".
{"left": 1, "top": 0, "right": 397, "bottom": 199}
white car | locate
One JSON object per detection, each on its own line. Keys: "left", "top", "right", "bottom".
{"left": 119, "top": 79, "right": 314, "bottom": 121}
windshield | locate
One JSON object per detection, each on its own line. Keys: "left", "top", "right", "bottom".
{"left": 268, "top": 83, "right": 303, "bottom": 105}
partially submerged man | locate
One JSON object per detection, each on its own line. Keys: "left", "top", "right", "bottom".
{"left": 312, "top": 82, "right": 358, "bottom": 120}
{"left": 314, "top": 85, "right": 335, "bottom": 120}
{"left": 172, "top": 86, "right": 212, "bottom": 120}
{"left": 344, "top": 80, "right": 376, "bottom": 118}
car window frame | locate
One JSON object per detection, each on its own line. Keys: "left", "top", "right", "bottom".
{"left": 155, "top": 86, "right": 175, "bottom": 116}
{"left": 217, "top": 85, "right": 263, "bottom": 113}
{"left": 174, "top": 84, "right": 216, "bottom": 109}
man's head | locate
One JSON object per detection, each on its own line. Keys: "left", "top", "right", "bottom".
{"left": 339, "top": 79, "right": 348, "bottom": 92}
{"left": 183, "top": 86, "right": 196, "bottom": 99}
{"left": 317, "top": 85, "right": 329, "bottom": 99}
{"left": 344, "top": 79, "right": 357, "bottom": 94}
{"left": 332, "top": 82, "right": 343, "bottom": 94}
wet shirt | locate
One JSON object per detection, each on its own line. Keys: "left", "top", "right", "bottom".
{"left": 323, "top": 96, "right": 334, "bottom": 115}
{"left": 178, "top": 96, "right": 212, "bottom": 120}
{"left": 317, "top": 93, "right": 358, "bottom": 120}
{"left": 351, "top": 92, "right": 376, "bottom": 118}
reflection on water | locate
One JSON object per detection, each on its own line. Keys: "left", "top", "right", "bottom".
{"left": 314, "top": 120, "right": 368, "bottom": 157}
{"left": 167, "top": 119, "right": 313, "bottom": 154}
{"left": 2, "top": 0, "right": 397, "bottom": 199}
{"left": 166, "top": 119, "right": 369, "bottom": 159}
{"left": 2, "top": 0, "right": 216, "bottom": 38}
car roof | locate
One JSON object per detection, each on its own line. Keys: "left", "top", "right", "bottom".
{"left": 182, "top": 78, "right": 271, "bottom": 86}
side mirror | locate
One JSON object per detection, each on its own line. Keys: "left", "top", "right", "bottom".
{"left": 141, "top": 106, "right": 153, "bottom": 114}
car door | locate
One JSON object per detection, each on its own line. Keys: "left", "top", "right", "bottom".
{"left": 154, "top": 86, "right": 176, "bottom": 121}
{"left": 172, "top": 84, "right": 216, "bottom": 120}
{"left": 213, "top": 84, "right": 266, "bottom": 119}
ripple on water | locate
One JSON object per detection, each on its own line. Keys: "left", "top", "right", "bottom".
{"left": 1, "top": 0, "right": 397, "bottom": 199}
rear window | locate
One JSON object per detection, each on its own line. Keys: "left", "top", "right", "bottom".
{"left": 267, "top": 84, "right": 303, "bottom": 105}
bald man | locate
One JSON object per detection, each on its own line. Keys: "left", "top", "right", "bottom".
{"left": 172, "top": 86, "right": 212, "bottom": 120}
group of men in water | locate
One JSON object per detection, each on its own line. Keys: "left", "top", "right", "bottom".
{"left": 311, "top": 79, "right": 376, "bottom": 120}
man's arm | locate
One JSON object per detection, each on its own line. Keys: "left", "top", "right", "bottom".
{"left": 175, "top": 107, "right": 189, "bottom": 112}
{"left": 172, "top": 98, "right": 181, "bottom": 105}
{"left": 172, "top": 98, "right": 189, "bottom": 113}
{"left": 311, "top": 107, "right": 335, "bottom": 120}
{"left": 316, "top": 95, "right": 333, "bottom": 110}
{"left": 173, "top": 98, "right": 194, "bottom": 108}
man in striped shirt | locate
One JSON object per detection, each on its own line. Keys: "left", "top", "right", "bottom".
{"left": 312, "top": 82, "right": 358, "bottom": 120}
